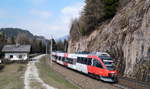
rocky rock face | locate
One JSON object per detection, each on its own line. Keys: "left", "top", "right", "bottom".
{"left": 68, "top": 0, "right": 150, "bottom": 82}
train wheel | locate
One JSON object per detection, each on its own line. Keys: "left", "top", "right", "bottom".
{"left": 99, "top": 75, "right": 102, "bottom": 80}
{"left": 88, "top": 73, "right": 95, "bottom": 79}
{"left": 95, "top": 75, "right": 101, "bottom": 80}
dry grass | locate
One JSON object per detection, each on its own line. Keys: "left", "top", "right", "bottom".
{"left": 0, "top": 63, "right": 26, "bottom": 89}
{"left": 36, "top": 57, "right": 79, "bottom": 89}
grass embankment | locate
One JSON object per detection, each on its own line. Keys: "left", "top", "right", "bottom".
{"left": 0, "top": 63, "right": 26, "bottom": 89}
{"left": 36, "top": 57, "right": 79, "bottom": 89}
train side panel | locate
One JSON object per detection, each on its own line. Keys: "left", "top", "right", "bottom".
{"left": 68, "top": 64, "right": 76, "bottom": 70}
{"left": 76, "top": 63, "right": 88, "bottom": 74}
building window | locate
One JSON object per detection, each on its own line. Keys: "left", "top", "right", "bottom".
{"left": 10, "top": 55, "right": 13, "bottom": 58}
{"left": 19, "top": 55, "right": 22, "bottom": 58}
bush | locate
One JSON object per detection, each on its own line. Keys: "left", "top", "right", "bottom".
{"left": 0, "top": 64, "right": 5, "bottom": 71}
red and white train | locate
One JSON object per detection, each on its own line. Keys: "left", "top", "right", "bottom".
{"left": 52, "top": 51, "right": 118, "bottom": 82}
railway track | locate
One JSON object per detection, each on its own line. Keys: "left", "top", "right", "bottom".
{"left": 50, "top": 62, "right": 149, "bottom": 89}
{"left": 51, "top": 62, "right": 118, "bottom": 89}
{"left": 118, "top": 77, "right": 150, "bottom": 89}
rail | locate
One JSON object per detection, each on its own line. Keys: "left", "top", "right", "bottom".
{"left": 118, "top": 77, "right": 150, "bottom": 89}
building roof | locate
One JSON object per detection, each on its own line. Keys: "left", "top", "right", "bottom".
{"left": 2, "top": 45, "right": 31, "bottom": 53}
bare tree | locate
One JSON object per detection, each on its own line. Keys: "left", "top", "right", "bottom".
{"left": 15, "top": 33, "right": 31, "bottom": 44}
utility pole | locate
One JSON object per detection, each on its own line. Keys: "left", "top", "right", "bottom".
{"left": 46, "top": 42, "right": 47, "bottom": 55}
{"left": 50, "top": 36, "right": 53, "bottom": 65}
{"left": 45, "top": 41, "right": 48, "bottom": 61}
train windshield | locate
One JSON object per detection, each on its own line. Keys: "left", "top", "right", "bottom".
{"left": 99, "top": 56, "right": 115, "bottom": 70}
{"left": 106, "top": 66, "right": 115, "bottom": 70}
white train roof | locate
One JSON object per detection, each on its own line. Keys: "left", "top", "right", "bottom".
{"left": 52, "top": 51, "right": 111, "bottom": 58}
{"left": 90, "top": 52, "right": 110, "bottom": 57}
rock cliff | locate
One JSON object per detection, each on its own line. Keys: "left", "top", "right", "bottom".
{"left": 68, "top": 0, "right": 150, "bottom": 82}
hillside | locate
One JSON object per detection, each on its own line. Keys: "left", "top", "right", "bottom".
{"left": 0, "top": 28, "right": 49, "bottom": 53}
{"left": 0, "top": 28, "right": 34, "bottom": 38}
{"left": 68, "top": 0, "right": 150, "bottom": 83}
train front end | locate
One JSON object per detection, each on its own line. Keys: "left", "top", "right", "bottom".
{"left": 99, "top": 56, "right": 118, "bottom": 82}
{"left": 100, "top": 69, "right": 118, "bottom": 82}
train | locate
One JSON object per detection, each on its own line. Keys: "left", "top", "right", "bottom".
{"left": 52, "top": 51, "right": 118, "bottom": 82}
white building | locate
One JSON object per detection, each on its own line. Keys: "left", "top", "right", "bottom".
{"left": 2, "top": 45, "right": 31, "bottom": 61}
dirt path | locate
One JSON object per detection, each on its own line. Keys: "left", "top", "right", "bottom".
{"left": 24, "top": 55, "right": 56, "bottom": 89}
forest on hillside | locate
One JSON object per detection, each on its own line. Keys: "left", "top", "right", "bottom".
{"left": 0, "top": 28, "right": 68, "bottom": 56}
{"left": 70, "top": 0, "right": 131, "bottom": 40}
{"left": 70, "top": 0, "right": 119, "bottom": 36}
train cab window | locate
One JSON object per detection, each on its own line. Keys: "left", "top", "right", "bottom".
{"left": 87, "top": 58, "right": 92, "bottom": 65}
{"left": 93, "top": 59, "right": 103, "bottom": 68}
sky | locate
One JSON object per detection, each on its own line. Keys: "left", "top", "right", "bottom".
{"left": 0, "top": 0, "right": 85, "bottom": 39}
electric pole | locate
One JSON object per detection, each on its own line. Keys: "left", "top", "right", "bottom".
{"left": 50, "top": 36, "right": 53, "bottom": 65}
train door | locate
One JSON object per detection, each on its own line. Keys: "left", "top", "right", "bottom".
{"left": 56, "top": 56, "right": 60, "bottom": 63}
{"left": 60, "top": 56, "right": 64, "bottom": 65}
{"left": 93, "top": 59, "right": 106, "bottom": 76}
{"left": 76, "top": 57, "right": 88, "bottom": 74}
{"left": 88, "top": 58, "right": 106, "bottom": 77}
{"left": 76, "top": 57, "right": 82, "bottom": 71}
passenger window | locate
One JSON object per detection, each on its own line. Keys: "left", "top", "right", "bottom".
{"left": 79, "top": 57, "right": 82, "bottom": 63}
{"left": 64, "top": 58, "right": 68, "bottom": 62}
{"left": 59, "top": 57, "right": 61, "bottom": 60}
{"left": 10, "top": 55, "right": 13, "bottom": 58}
{"left": 69, "top": 58, "right": 73, "bottom": 64}
{"left": 68, "top": 58, "right": 70, "bottom": 63}
{"left": 83, "top": 58, "right": 87, "bottom": 64}
{"left": 93, "top": 59, "right": 103, "bottom": 68}
{"left": 62, "top": 57, "right": 65, "bottom": 61}
{"left": 77, "top": 57, "right": 88, "bottom": 64}
{"left": 81, "top": 58, "right": 83, "bottom": 64}
{"left": 77, "top": 57, "right": 80, "bottom": 63}
{"left": 60, "top": 57, "right": 63, "bottom": 61}
{"left": 80, "top": 57, "right": 83, "bottom": 64}
{"left": 87, "top": 58, "right": 92, "bottom": 65}
{"left": 73, "top": 59, "right": 76, "bottom": 64}
{"left": 55, "top": 56, "right": 58, "bottom": 59}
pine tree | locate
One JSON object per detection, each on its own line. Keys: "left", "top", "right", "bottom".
{"left": 79, "top": 0, "right": 118, "bottom": 35}
{"left": 82, "top": 0, "right": 105, "bottom": 35}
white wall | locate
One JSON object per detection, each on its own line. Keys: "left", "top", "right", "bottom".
{"left": 5, "top": 53, "right": 28, "bottom": 60}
